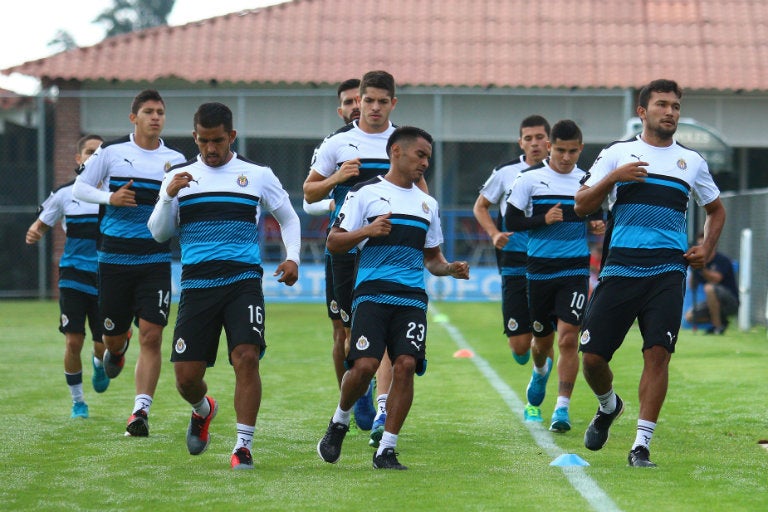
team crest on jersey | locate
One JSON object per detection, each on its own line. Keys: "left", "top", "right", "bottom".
{"left": 677, "top": 158, "right": 687, "bottom": 171}
{"left": 237, "top": 174, "right": 249, "bottom": 187}
{"left": 580, "top": 330, "right": 591, "bottom": 345}
{"left": 104, "top": 318, "right": 115, "bottom": 331}
{"left": 175, "top": 338, "right": 187, "bottom": 354}
{"left": 330, "top": 300, "right": 339, "bottom": 314}
{"left": 422, "top": 201, "right": 430, "bottom": 214}
{"left": 532, "top": 321, "right": 544, "bottom": 333}
{"left": 164, "top": 161, "right": 172, "bottom": 171}
{"left": 61, "top": 314, "right": 69, "bottom": 327}
{"left": 507, "top": 318, "right": 518, "bottom": 332}
{"left": 340, "top": 309, "right": 350, "bottom": 323}
{"left": 356, "top": 336, "right": 370, "bottom": 351}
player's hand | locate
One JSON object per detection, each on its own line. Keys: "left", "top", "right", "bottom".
{"left": 109, "top": 179, "right": 136, "bottom": 207}
{"left": 545, "top": 203, "right": 563, "bottom": 224}
{"left": 274, "top": 260, "right": 299, "bottom": 286}
{"left": 335, "top": 159, "right": 361, "bottom": 184}
{"left": 25, "top": 227, "right": 43, "bottom": 245}
{"left": 166, "top": 172, "right": 196, "bottom": 198}
{"left": 449, "top": 261, "right": 470, "bottom": 280}
{"left": 614, "top": 161, "right": 649, "bottom": 183}
{"left": 366, "top": 212, "right": 392, "bottom": 238}
{"left": 684, "top": 244, "right": 710, "bottom": 269}
{"left": 491, "top": 231, "right": 512, "bottom": 249}
{"left": 588, "top": 220, "right": 605, "bottom": 235}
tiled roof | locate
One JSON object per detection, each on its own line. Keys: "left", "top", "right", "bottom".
{"left": 4, "top": 0, "right": 767, "bottom": 91}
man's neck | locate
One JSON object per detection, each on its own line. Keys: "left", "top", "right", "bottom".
{"left": 133, "top": 132, "right": 160, "bottom": 150}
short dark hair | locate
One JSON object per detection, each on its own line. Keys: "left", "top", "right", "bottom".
{"left": 337, "top": 78, "right": 361, "bottom": 98}
{"left": 386, "top": 126, "right": 433, "bottom": 157}
{"left": 77, "top": 134, "right": 103, "bottom": 153}
{"left": 131, "top": 89, "right": 164, "bottom": 115}
{"left": 360, "top": 70, "right": 395, "bottom": 98}
{"left": 638, "top": 79, "right": 682, "bottom": 109}
{"left": 520, "top": 115, "right": 551, "bottom": 137}
{"left": 194, "top": 102, "right": 233, "bottom": 132}
{"left": 550, "top": 119, "right": 582, "bottom": 143}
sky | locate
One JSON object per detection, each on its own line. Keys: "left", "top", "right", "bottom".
{"left": 1, "top": 0, "right": 285, "bottom": 94}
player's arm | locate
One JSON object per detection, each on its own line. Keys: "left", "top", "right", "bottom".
{"left": 303, "top": 159, "right": 361, "bottom": 204}
{"left": 574, "top": 161, "right": 649, "bottom": 217}
{"left": 303, "top": 198, "right": 334, "bottom": 215}
{"left": 473, "top": 195, "right": 511, "bottom": 249}
{"left": 147, "top": 173, "right": 185, "bottom": 242}
{"left": 684, "top": 197, "right": 726, "bottom": 269}
{"left": 423, "top": 246, "right": 469, "bottom": 279}
{"left": 25, "top": 219, "right": 51, "bottom": 245}
{"left": 326, "top": 212, "right": 391, "bottom": 254}
{"left": 270, "top": 201, "right": 301, "bottom": 286}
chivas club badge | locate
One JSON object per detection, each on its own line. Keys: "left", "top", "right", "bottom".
{"left": 677, "top": 158, "right": 687, "bottom": 171}
{"left": 237, "top": 174, "right": 249, "bottom": 187}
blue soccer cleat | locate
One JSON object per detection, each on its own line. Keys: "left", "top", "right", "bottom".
{"left": 526, "top": 357, "right": 552, "bottom": 407}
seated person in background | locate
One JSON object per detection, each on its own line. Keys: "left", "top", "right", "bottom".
{"left": 684, "top": 234, "right": 739, "bottom": 334}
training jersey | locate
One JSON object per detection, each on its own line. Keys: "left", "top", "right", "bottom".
{"left": 310, "top": 120, "right": 394, "bottom": 229}
{"left": 156, "top": 153, "right": 295, "bottom": 290}
{"left": 75, "top": 133, "right": 187, "bottom": 266}
{"left": 36, "top": 177, "right": 99, "bottom": 295}
{"left": 507, "top": 160, "right": 590, "bottom": 280}
{"left": 583, "top": 135, "right": 720, "bottom": 279}
{"left": 477, "top": 156, "right": 529, "bottom": 277}
{"left": 335, "top": 176, "right": 443, "bottom": 311}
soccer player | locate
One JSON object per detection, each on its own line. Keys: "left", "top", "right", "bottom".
{"left": 303, "top": 70, "right": 428, "bottom": 447}
{"left": 316, "top": 126, "right": 469, "bottom": 470}
{"left": 574, "top": 79, "right": 726, "bottom": 467}
{"left": 148, "top": 102, "right": 301, "bottom": 470}
{"left": 73, "top": 89, "right": 187, "bottom": 436}
{"left": 303, "top": 78, "right": 377, "bottom": 431}
{"left": 505, "top": 120, "right": 604, "bottom": 431}
{"left": 473, "top": 115, "right": 550, "bottom": 365}
{"left": 26, "top": 134, "right": 107, "bottom": 418}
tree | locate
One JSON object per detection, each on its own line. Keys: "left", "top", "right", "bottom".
{"left": 47, "top": 30, "right": 79, "bottom": 53}
{"left": 94, "top": 0, "right": 176, "bottom": 38}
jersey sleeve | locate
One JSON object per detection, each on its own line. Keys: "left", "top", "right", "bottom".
{"left": 37, "top": 188, "right": 66, "bottom": 227}
{"left": 506, "top": 173, "right": 531, "bottom": 212}
{"left": 257, "top": 167, "right": 290, "bottom": 213}
{"left": 309, "top": 137, "right": 337, "bottom": 178}
{"left": 479, "top": 168, "right": 504, "bottom": 204}
{"left": 425, "top": 198, "right": 444, "bottom": 249}
{"left": 690, "top": 159, "right": 721, "bottom": 206}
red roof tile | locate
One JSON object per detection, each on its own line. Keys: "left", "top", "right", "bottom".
{"left": 3, "top": 0, "right": 767, "bottom": 91}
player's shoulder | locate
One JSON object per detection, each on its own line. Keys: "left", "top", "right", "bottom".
{"left": 51, "top": 178, "right": 77, "bottom": 194}
{"left": 519, "top": 160, "right": 547, "bottom": 176}
{"left": 100, "top": 135, "right": 132, "bottom": 150}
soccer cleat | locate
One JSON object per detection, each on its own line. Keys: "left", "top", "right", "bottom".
{"left": 231, "top": 447, "right": 254, "bottom": 470}
{"left": 368, "top": 413, "right": 386, "bottom": 448}
{"left": 584, "top": 394, "right": 624, "bottom": 451}
{"left": 526, "top": 357, "right": 552, "bottom": 406}
{"left": 317, "top": 420, "right": 349, "bottom": 463}
{"left": 187, "top": 396, "right": 218, "bottom": 455}
{"left": 92, "top": 357, "right": 110, "bottom": 393}
{"left": 353, "top": 381, "right": 376, "bottom": 431}
{"left": 512, "top": 349, "right": 531, "bottom": 365}
{"left": 628, "top": 446, "right": 657, "bottom": 467}
{"left": 71, "top": 401, "right": 89, "bottom": 419}
{"left": 125, "top": 409, "right": 149, "bottom": 437}
{"left": 523, "top": 404, "right": 543, "bottom": 422}
{"left": 103, "top": 331, "right": 131, "bottom": 379}
{"left": 549, "top": 407, "right": 571, "bottom": 433}
{"left": 373, "top": 448, "right": 408, "bottom": 470}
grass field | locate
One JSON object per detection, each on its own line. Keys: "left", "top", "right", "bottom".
{"left": 1, "top": 299, "right": 767, "bottom": 511}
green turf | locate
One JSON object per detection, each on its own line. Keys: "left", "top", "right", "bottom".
{"left": 1, "top": 300, "right": 766, "bottom": 511}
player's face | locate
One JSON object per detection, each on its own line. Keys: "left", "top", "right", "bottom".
{"left": 359, "top": 87, "right": 396, "bottom": 132}
{"left": 194, "top": 124, "right": 236, "bottom": 167}
{"left": 639, "top": 90, "right": 681, "bottom": 140}
{"left": 547, "top": 138, "right": 583, "bottom": 174}
{"left": 518, "top": 126, "right": 549, "bottom": 165}
{"left": 395, "top": 137, "right": 432, "bottom": 184}
{"left": 130, "top": 100, "right": 166, "bottom": 139}
{"left": 76, "top": 139, "right": 102, "bottom": 165}
{"left": 337, "top": 88, "right": 360, "bottom": 124}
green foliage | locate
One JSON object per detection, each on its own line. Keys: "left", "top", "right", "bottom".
{"left": 94, "top": 0, "right": 176, "bottom": 38}
{"left": 0, "top": 300, "right": 766, "bottom": 511}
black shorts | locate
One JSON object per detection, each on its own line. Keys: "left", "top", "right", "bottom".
{"left": 98, "top": 262, "right": 171, "bottom": 335}
{"left": 325, "top": 254, "right": 341, "bottom": 321}
{"left": 579, "top": 272, "right": 685, "bottom": 362}
{"left": 528, "top": 275, "right": 589, "bottom": 337}
{"left": 58, "top": 287, "right": 103, "bottom": 342}
{"left": 331, "top": 252, "right": 358, "bottom": 327}
{"left": 501, "top": 275, "right": 532, "bottom": 336}
{"left": 171, "top": 279, "right": 266, "bottom": 366}
{"left": 348, "top": 301, "right": 428, "bottom": 376}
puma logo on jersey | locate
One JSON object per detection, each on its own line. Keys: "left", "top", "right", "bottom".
{"left": 123, "top": 158, "right": 135, "bottom": 167}
{"left": 348, "top": 143, "right": 360, "bottom": 150}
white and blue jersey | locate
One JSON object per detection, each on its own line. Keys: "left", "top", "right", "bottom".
{"left": 584, "top": 135, "right": 720, "bottom": 279}
{"left": 37, "top": 178, "right": 99, "bottom": 295}
{"left": 507, "top": 160, "right": 590, "bottom": 281}
{"left": 477, "top": 156, "right": 529, "bottom": 277}
{"left": 75, "top": 133, "right": 187, "bottom": 265}
{"left": 336, "top": 176, "right": 443, "bottom": 311}
{"left": 159, "top": 154, "right": 292, "bottom": 290}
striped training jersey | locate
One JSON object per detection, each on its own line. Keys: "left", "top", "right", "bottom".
{"left": 37, "top": 177, "right": 99, "bottom": 295}
{"left": 583, "top": 135, "right": 720, "bottom": 279}
{"left": 477, "top": 156, "right": 529, "bottom": 276}
{"left": 507, "top": 160, "right": 590, "bottom": 280}
{"left": 160, "top": 153, "right": 292, "bottom": 290}
{"left": 336, "top": 176, "right": 443, "bottom": 311}
{"left": 76, "top": 133, "right": 187, "bottom": 266}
